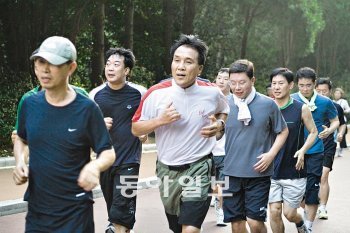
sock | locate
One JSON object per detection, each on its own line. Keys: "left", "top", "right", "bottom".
{"left": 319, "top": 204, "right": 326, "bottom": 211}
{"left": 305, "top": 220, "right": 313, "bottom": 230}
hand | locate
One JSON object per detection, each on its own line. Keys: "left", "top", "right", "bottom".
{"left": 139, "top": 134, "right": 148, "bottom": 143}
{"left": 11, "top": 130, "right": 17, "bottom": 144}
{"left": 337, "top": 134, "right": 344, "bottom": 142}
{"left": 13, "top": 162, "right": 29, "bottom": 185}
{"left": 254, "top": 152, "right": 274, "bottom": 173}
{"left": 78, "top": 161, "right": 100, "bottom": 191}
{"left": 294, "top": 150, "right": 305, "bottom": 170}
{"left": 104, "top": 117, "right": 113, "bottom": 130}
{"left": 318, "top": 125, "right": 330, "bottom": 139}
{"left": 158, "top": 102, "right": 181, "bottom": 125}
{"left": 200, "top": 115, "right": 223, "bottom": 138}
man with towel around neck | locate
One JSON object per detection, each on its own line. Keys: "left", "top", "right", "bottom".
{"left": 291, "top": 67, "right": 339, "bottom": 233}
{"left": 223, "top": 59, "right": 289, "bottom": 233}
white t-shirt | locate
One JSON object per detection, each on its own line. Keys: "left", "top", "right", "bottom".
{"left": 133, "top": 79, "right": 229, "bottom": 165}
{"left": 212, "top": 135, "right": 225, "bottom": 156}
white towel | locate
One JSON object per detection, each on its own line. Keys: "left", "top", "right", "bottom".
{"left": 233, "top": 87, "right": 256, "bottom": 125}
{"left": 297, "top": 90, "right": 318, "bottom": 111}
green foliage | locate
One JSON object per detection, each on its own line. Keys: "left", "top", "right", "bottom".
{"left": 297, "top": 0, "right": 325, "bottom": 54}
{"left": 130, "top": 65, "right": 154, "bottom": 88}
{"left": 1, "top": 0, "right": 350, "bottom": 153}
{"left": 0, "top": 69, "right": 35, "bottom": 156}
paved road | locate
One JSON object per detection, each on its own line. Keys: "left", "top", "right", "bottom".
{"left": 1, "top": 149, "right": 350, "bottom": 232}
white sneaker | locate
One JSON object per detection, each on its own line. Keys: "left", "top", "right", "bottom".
{"left": 318, "top": 208, "right": 328, "bottom": 220}
{"left": 214, "top": 199, "right": 227, "bottom": 226}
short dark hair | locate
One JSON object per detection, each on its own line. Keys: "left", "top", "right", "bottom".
{"left": 229, "top": 59, "right": 254, "bottom": 79}
{"left": 105, "top": 47, "right": 135, "bottom": 70}
{"left": 296, "top": 67, "right": 316, "bottom": 83}
{"left": 270, "top": 67, "right": 294, "bottom": 83}
{"left": 170, "top": 34, "right": 208, "bottom": 66}
{"left": 315, "top": 77, "right": 332, "bottom": 90}
{"left": 218, "top": 68, "right": 229, "bottom": 74}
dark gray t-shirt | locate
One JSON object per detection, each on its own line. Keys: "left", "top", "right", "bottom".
{"left": 224, "top": 93, "right": 287, "bottom": 177}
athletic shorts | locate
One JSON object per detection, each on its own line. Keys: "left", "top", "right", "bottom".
{"left": 223, "top": 176, "right": 271, "bottom": 222}
{"left": 323, "top": 141, "right": 336, "bottom": 170}
{"left": 25, "top": 202, "right": 94, "bottom": 233}
{"left": 213, "top": 155, "right": 225, "bottom": 181}
{"left": 305, "top": 153, "right": 323, "bottom": 205}
{"left": 100, "top": 164, "right": 140, "bottom": 229}
{"left": 269, "top": 178, "right": 306, "bottom": 209}
{"left": 156, "top": 155, "right": 212, "bottom": 232}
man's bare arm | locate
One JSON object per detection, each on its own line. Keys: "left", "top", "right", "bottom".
{"left": 13, "top": 136, "right": 29, "bottom": 185}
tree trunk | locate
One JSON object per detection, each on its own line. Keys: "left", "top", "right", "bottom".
{"left": 124, "top": 0, "right": 134, "bottom": 50}
{"left": 240, "top": 1, "right": 261, "bottom": 59}
{"left": 90, "top": 0, "right": 105, "bottom": 88}
{"left": 182, "top": 0, "right": 196, "bottom": 34}
{"left": 70, "top": 1, "right": 92, "bottom": 43}
{"left": 160, "top": 0, "right": 175, "bottom": 82}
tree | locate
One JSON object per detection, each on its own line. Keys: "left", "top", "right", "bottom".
{"left": 161, "top": 0, "right": 176, "bottom": 78}
{"left": 124, "top": 0, "right": 134, "bottom": 50}
{"left": 182, "top": 0, "right": 196, "bottom": 34}
{"left": 90, "top": 0, "right": 105, "bottom": 88}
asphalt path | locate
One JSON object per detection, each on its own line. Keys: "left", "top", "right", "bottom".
{"left": 1, "top": 149, "right": 350, "bottom": 232}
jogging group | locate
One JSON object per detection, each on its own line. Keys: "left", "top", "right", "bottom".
{"left": 12, "top": 34, "right": 349, "bottom": 233}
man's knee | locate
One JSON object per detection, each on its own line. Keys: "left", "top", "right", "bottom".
{"left": 231, "top": 220, "right": 247, "bottom": 232}
{"left": 182, "top": 225, "right": 201, "bottom": 233}
{"left": 269, "top": 203, "right": 282, "bottom": 220}
{"left": 283, "top": 208, "right": 298, "bottom": 222}
{"left": 247, "top": 218, "right": 266, "bottom": 233}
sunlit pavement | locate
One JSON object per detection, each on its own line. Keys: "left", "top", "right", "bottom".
{"left": 1, "top": 146, "right": 350, "bottom": 232}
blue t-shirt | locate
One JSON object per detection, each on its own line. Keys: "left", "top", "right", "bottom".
{"left": 224, "top": 93, "right": 287, "bottom": 177}
{"left": 291, "top": 93, "right": 338, "bottom": 154}
{"left": 273, "top": 99, "right": 306, "bottom": 179}
{"left": 17, "top": 91, "right": 112, "bottom": 214}
{"left": 91, "top": 84, "right": 143, "bottom": 167}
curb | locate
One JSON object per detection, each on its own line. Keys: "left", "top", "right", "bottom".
{"left": 0, "top": 176, "right": 159, "bottom": 217}
{"left": 0, "top": 144, "right": 157, "bottom": 169}
{"left": 0, "top": 144, "right": 158, "bottom": 216}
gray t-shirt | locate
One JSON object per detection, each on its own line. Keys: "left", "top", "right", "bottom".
{"left": 224, "top": 93, "right": 287, "bottom": 177}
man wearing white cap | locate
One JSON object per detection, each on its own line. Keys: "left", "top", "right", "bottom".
{"left": 13, "top": 36, "right": 116, "bottom": 232}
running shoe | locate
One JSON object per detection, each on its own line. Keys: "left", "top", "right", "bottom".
{"left": 296, "top": 224, "right": 309, "bottom": 233}
{"left": 318, "top": 208, "right": 328, "bottom": 220}
{"left": 214, "top": 198, "right": 227, "bottom": 226}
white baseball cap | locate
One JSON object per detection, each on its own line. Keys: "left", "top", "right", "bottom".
{"left": 30, "top": 36, "right": 77, "bottom": 65}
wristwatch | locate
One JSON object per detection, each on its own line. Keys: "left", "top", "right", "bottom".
{"left": 217, "top": 119, "right": 225, "bottom": 133}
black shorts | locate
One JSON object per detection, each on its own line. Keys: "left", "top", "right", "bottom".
{"left": 223, "top": 176, "right": 271, "bottom": 222}
{"left": 323, "top": 140, "right": 336, "bottom": 170}
{"left": 166, "top": 197, "right": 211, "bottom": 233}
{"left": 25, "top": 202, "right": 94, "bottom": 233}
{"left": 100, "top": 164, "right": 140, "bottom": 229}
{"left": 305, "top": 153, "right": 323, "bottom": 205}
